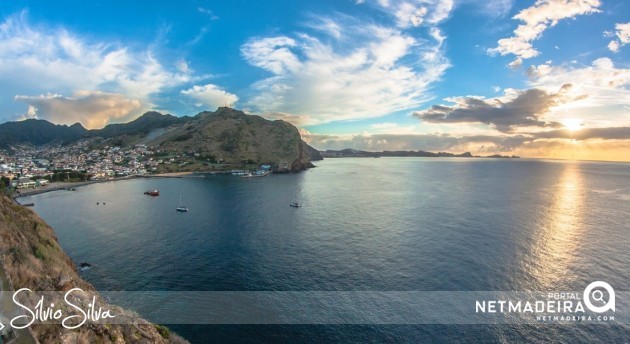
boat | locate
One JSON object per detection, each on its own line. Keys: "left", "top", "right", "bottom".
{"left": 241, "top": 170, "right": 271, "bottom": 178}
{"left": 290, "top": 202, "right": 301, "bottom": 208}
{"left": 176, "top": 193, "right": 188, "bottom": 212}
{"left": 144, "top": 189, "right": 160, "bottom": 196}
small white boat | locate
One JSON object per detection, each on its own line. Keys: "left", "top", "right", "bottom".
{"left": 176, "top": 193, "right": 188, "bottom": 212}
{"left": 290, "top": 202, "right": 301, "bottom": 208}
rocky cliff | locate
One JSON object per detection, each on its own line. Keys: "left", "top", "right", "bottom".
{"left": 150, "top": 107, "right": 322, "bottom": 171}
{"left": 0, "top": 196, "right": 187, "bottom": 343}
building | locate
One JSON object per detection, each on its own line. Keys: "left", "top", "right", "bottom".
{"left": 17, "top": 177, "right": 36, "bottom": 189}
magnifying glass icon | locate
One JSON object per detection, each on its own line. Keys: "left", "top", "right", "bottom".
{"left": 592, "top": 290, "right": 605, "bottom": 303}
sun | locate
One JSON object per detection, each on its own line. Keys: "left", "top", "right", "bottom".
{"left": 563, "top": 118, "right": 583, "bottom": 131}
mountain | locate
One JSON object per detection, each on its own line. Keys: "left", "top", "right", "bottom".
{"left": 320, "top": 149, "right": 475, "bottom": 158}
{"left": 0, "top": 112, "right": 187, "bottom": 148}
{"left": 89, "top": 111, "right": 189, "bottom": 138}
{"left": 0, "top": 107, "right": 322, "bottom": 171}
{"left": 0, "top": 119, "right": 88, "bottom": 147}
{"left": 149, "top": 107, "right": 322, "bottom": 171}
{"left": 0, "top": 196, "right": 187, "bottom": 343}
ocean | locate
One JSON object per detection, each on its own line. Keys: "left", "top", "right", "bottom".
{"left": 26, "top": 158, "right": 630, "bottom": 342}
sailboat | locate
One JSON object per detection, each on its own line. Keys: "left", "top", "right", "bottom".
{"left": 176, "top": 193, "right": 188, "bottom": 212}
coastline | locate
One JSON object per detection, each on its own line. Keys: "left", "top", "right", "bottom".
{"left": 0, "top": 196, "right": 186, "bottom": 343}
{"left": 10, "top": 172, "right": 197, "bottom": 204}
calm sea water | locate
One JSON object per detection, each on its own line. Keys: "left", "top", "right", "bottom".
{"left": 27, "top": 158, "right": 630, "bottom": 342}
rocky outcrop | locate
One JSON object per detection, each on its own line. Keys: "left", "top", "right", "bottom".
{"left": 151, "top": 107, "right": 320, "bottom": 172}
{"left": 0, "top": 196, "right": 188, "bottom": 343}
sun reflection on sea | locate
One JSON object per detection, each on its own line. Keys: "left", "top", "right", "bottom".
{"left": 528, "top": 163, "right": 585, "bottom": 290}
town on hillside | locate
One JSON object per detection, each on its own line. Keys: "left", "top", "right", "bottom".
{"left": 0, "top": 141, "right": 284, "bottom": 194}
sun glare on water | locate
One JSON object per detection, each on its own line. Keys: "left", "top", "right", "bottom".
{"left": 563, "top": 118, "right": 583, "bottom": 131}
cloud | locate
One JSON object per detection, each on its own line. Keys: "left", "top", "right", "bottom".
{"left": 371, "top": 0, "right": 454, "bottom": 28}
{"left": 25, "top": 105, "right": 38, "bottom": 119}
{"left": 13, "top": 105, "right": 39, "bottom": 121}
{"left": 305, "top": 16, "right": 343, "bottom": 39}
{"left": 176, "top": 59, "right": 192, "bottom": 73}
{"left": 15, "top": 91, "right": 142, "bottom": 129}
{"left": 526, "top": 58, "right": 630, "bottom": 127}
{"left": 198, "top": 7, "right": 219, "bottom": 20}
{"left": 607, "top": 22, "right": 630, "bottom": 52}
{"left": 241, "top": 37, "right": 301, "bottom": 74}
{"left": 608, "top": 40, "right": 620, "bottom": 52}
{"left": 488, "top": 0, "right": 601, "bottom": 66}
{"left": 302, "top": 130, "right": 530, "bottom": 152}
{"left": 413, "top": 86, "right": 575, "bottom": 132}
{"left": 241, "top": 20, "right": 449, "bottom": 125}
{"left": 616, "top": 22, "right": 630, "bottom": 44}
{"left": 0, "top": 11, "right": 196, "bottom": 126}
{"left": 476, "top": 0, "right": 514, "bottom": 18}
{"left": 533, "top": 126, "right": 630, "bottom": 140}
{"left": 180, "top": 84, "right": 239, "bottom": 108}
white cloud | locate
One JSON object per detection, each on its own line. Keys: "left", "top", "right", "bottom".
{"left": 14, "top": 105, "right": 39, "bottom": 121}
{"left": 180, "top": 84, "right": 239, "bottom": 108}
{"left": 241, "top": 37, "right": 302, "bottom": 74}
{"left": 371, "top": 0, "right": 454, "bottom": 28}
{"left": 176, "top": 59, "right": 192, "bottom": 73}
{"left": 198, "top": 7, "right": 219, "bottom": 20}
{"left": 305, "top": 16, "right": 343, "bottom": 39}
{"left": 0, "top": 11, "right": 198, "bottom": 126}
{"left": 489, "top": 0, "right": 601, "bottom": 65}
{"left": 15, "top": 91, "right": 142, "bottom": 129}
{"left": 607, "top": 22, "right": 630, "bottom": 52}
{"left": 608, "top": 40, "right": 620, "bottom": 53}
{"left": 615, "top": 22, "right": 630, "bottom": 44}
{"left": 527, "top": 58, "right": 630, "bottom": 127}
{"left": 25, "top": 105, "right": 38, "bottom": 119}
{"left": 241, "top": 20, "right": 449, "bottom": 125}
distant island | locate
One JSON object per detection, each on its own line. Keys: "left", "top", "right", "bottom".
{"left": 320, "top": 149, "right": 518, "bottom": 159}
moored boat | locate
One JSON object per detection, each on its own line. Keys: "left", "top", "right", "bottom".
{"left": 144, "top": 189, "right": 160, "bottom": 196}
{"left": 241, "top": 170, "right": 271, "bottom": 178}
{"left": 176, "top": 193, "right": 188, "bottom": 212}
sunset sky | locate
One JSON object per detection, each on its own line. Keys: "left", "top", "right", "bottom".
{"left": 0, "top": 0, "right": 629, "bottom": 161}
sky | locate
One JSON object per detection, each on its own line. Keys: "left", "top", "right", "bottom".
{"left": 0, "top": 0, "right": 629, "bottom": 161}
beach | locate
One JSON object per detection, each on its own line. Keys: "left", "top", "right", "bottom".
{"left": 10, "top": 172, "right": 198, "bottom": 205}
